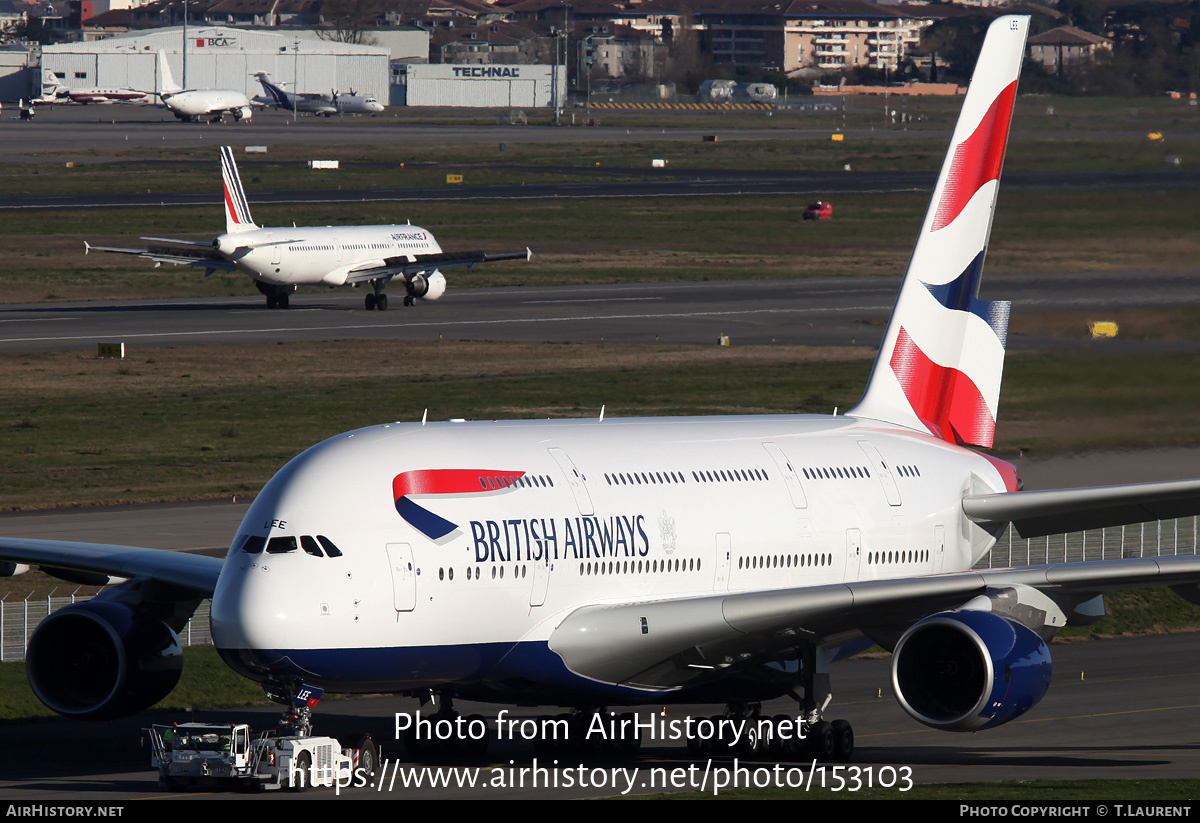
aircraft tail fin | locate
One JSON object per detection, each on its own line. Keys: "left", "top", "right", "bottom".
{"left": 157, "top": 50, "right": 182, "bottom": 94}
{"left": 847, "top": 15, "right": 1028, "bottom": 449}
{"left": 41, "top": 69, "right": 60, "bottom": 94}
{"left": 254, "top": 72, "right": 293, "bottom": 110}
{"left": 220, "top": 146, "right": 258, "bottom": 234}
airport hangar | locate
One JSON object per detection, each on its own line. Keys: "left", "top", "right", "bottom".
{"left": 42, "top": 26, "right": 390, "bottom": 104}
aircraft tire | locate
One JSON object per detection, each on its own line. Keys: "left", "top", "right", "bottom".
{"left": 403, "top": 294, "right": 414, "bottom": 307}
{"left": 376, "top": 294, "right": 388, "bottom": 311}
{"left": 278, "top": 292, "right": 289, "bottom": 309}
{"left": 290, "top": 751, "right": 311, "bottom": 792}
{"left": 365, "top": 293, "right": 376, "bottom": 311}
{"left": 356, "top": 736, "right": 378, "bottom": 778}
{"left": 832, "top": 719, "right": 854, "bottom": 761}
{"left": 808, "top": 721, "right": 837, "bottom": 762}
{"left": 266, "top": 293, "right": 278, "bottom": 309}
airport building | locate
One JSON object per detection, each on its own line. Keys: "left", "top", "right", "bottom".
{"left": 391, "top": 63, "right": 565, "bottom": 107}
{"left": 42, "top": 26, "right": 389, "bottom": 102}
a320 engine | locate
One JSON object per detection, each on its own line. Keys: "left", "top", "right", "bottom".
{"left": 890, "top": 609, "right": 1053, "bottom": 732}
{"left": 406, "top": 271, "right": 446, "bottom": 301}
{"left": 25, "top": 600, "right": 183, "bottom": 720}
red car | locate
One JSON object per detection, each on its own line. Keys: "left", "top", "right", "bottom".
{"left": 803, "top": 201, "right": 833, "bottom": 220}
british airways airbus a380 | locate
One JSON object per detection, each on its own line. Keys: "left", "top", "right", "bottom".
{"left": 86, "top": 146, "right": 530, "bottom": 310}
{"left": 4, "top": 16, "right": 1200, "bottom": 763}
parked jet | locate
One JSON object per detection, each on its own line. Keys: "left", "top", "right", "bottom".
{"left": 85, "top": 146, "right": 531, "bottom": 309}
{"left": 155, "top": 50, "right": 252, "bottom": 123}
{"left": 5, "top": 17, "right": 1200, "bottom": 762}
{"left": 252, "top": 72, "right": 337, "bottom": 116}
{"left": 36, "top": 69, "right": 149, "bottom": 105}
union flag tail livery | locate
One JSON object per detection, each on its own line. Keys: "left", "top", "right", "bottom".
{"left": 220, "top": 145, "right": 258, "bottom": 235}
{"left": 849, "top": 16, "right": 1028, "bottom": 448}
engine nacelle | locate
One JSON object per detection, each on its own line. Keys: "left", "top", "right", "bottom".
{"left": 25, "top": 601, "right": 183, "bottom": 720}
{"left": 406, "top": 271, "right": 446, "bottom": 301}
{"left": 0, "top": 561, "right": 30, "bottom": 577}
{"left": 235, "top": 106, "right": 253, "bottom": 121}
{"left": 891, "top": 610, "right": 1052, "bottom": 732}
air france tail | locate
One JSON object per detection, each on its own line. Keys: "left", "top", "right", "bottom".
{"left": 220, "top": 146, "right": 258, "bottom": 234}
{"left": 849, "top": 16, "right": 1028, "bottom": 449}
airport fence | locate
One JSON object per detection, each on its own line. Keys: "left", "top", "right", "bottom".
{"left": 0, "top": 594, "right": 211, "bottom": 663}
{"left": 1, "top": 517, "right": 1198, "bottom": 662}
{"left": 978, "top": 516, "right": 1200, "bottom": 568}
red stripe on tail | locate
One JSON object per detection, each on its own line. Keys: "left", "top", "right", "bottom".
{"left": 223, "top": 182, "right": 242, "bottom": 224}
{"left": 889, "top": 327, "right": 996, "bottom": 447}
{"left": 930, "top": 80, "right": 1017, "bottom": 232}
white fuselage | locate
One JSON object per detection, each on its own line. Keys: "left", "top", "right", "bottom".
{"left": 215, "top": 224, "right": 441, "bottom": 287}
{"left": 68, "top": 89, "right": 149, "bottom": 104}
{"left": 335, "top": 94, "right": 384, "bottom": 114}
{"left": 164, "top": 89, "right": 251, "bottom": 119}
{"left": 210, "top": 414, "right": 1010, "bottom": 703}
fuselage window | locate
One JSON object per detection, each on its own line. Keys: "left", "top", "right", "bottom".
{"left": 316, "top": 536, "right": 343, "bottom": 557}
{"left": 266, "top": 536, "right": 298, "bottom": 554}
{"left": 300, "top": 536, "right": 324, "bottom": 558}
{"left": 240, "top": 535, "right": 266, "bottom": 554}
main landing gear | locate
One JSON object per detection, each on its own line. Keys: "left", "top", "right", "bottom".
{"left": 364, "top": 278, "right": 390, "bottom": 311}
{"left": 362, "top": 277, "right": 420, "bottom": 310}
{"left": 256, "top": 282, "right": 295, "bottom": 309}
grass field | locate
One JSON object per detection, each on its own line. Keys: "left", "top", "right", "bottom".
{"left": 6, "top": 340, "right": 1200, "bottom": 510}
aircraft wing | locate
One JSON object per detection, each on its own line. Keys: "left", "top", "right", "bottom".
{"left": 0, "top": 537, "right": 221, "bottom": 595}
{"left": 547, "top": 554, "right": 1200, "bottom": 692}
{"left": 343, "top": 248, "right": 531, "bottom": 285}
{"left": 85, "top": 240, "right": 237, "bottom": 272}
{"left": 963, "top": 478, "right": 1200, "bottom": 538}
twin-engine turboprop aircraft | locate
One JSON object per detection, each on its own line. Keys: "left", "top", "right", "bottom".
{"left": 5, "top": 16, "right": 1200, "bottom": 762}
{"left": 86, "top": 146, "right": 531, "bottom": 309}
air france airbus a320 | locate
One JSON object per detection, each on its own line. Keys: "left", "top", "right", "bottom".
{"left": 86, "top": 147, "right": 531, "bottom": 309}
{"left": 4, "top": 16, "right": 1200, "bottom": 765}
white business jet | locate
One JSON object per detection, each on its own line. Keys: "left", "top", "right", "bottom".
{"left": 155, "top": 50, "right": 253, "bottom": 123}
{"left": 5, "top": 17, "right": 1200, "bottom": 763}
{"left": 85, "top": 146, "right": 531, "bottom": 309}
{"left": 36, "top": 69, "right": 149, "bottom": 105}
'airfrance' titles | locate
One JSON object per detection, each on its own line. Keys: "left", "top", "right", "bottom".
{"left": 471, "top": 514, "right": 648, "bottom": 562}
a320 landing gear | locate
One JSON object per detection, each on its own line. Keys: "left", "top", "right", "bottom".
{"left": 256, "top": 282, "right": 295, "bottom": 309}
{"left": 364, "top": 278, "right": 392, "bottom": 311}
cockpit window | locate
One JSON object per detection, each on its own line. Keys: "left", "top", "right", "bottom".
{"left": 300, "top": 536, "right": 324, "bottom": 558}
{"left": 240, "top": 535, "right": 266, "bottom": 554}
{"left": 317, "top": 536, "right": 343, "bottom": 557}
{"left": 266, "top": 536, "right": 298, "bottom": 554}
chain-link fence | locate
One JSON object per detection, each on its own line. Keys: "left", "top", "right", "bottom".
{"left": 0, "top": 594, "right": 211, "bottom": 663}
{"left": 977, "top": 516, "right": 1199, "bottom": 568}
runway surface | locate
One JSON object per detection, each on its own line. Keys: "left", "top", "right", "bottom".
{"left": 0, "top": 633, "right": 1195, "bottom": 799}
{"left": 3, "top": 272, "right": 1200, "bottom": 354}
{"left": 6, "top": 167, "right": 1196, "bottom": 211}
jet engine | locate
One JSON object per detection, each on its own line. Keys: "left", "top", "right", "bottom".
{"left": 235, "top": 106, "right": 253, "bottom": 122}
{"left": 406, "top": 272, "right": 446, "bottom": 301}
{"left": 890, "top": 609, "right": 1052, "bottom": 732}
{"left": 25, "top": 601, "right": 183, "bottom": 720}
